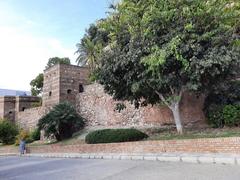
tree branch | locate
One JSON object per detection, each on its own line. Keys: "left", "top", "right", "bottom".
{"left": 169, "top": 86, "right": 175, "bottom": 95}
{"left": 155, "top": 90, "right": 170, "bottom": 107}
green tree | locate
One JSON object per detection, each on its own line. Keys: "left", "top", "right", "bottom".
{"left": 0, "top": 119, "right": 19, "bottom": 145}
{"left": 30, "top": 73, "right": 43, "bottom": 96}
{"left": 45, "top": 57, "right": 71, "bottom": 69}
{"left": 75, "top": 23, "right": 109, "bottom": 71}
{"left": 38, "top": 102, "right": 85, "bottom": 141}
{"left": 96, "top": 0, "right": 240, "bottom": 133}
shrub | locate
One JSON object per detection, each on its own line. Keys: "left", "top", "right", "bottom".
{"left": 30, "top": 128, "right": 41, "bottom": 141}
{"left": 206, "top": 104, "right": 225, "bottom": 128}
{"left": 204, "top": 81, "right": 240, "bottom": 128}
{"left": 223, "top": 105, "right": 240, "bottom": 127}
{"left": 38, "top": 102, "right": 85, "bottom": 141}
{"left": 31, "top": 100, "right": 42, "bottom": 108}
{"left": 85, "top": 129, "right": 148, "bottom": 144}
{"left": 206, "top": 104, "right": 240, "bottom": 128}
{"left": 0, "top": 119, "right": 18, "bottom": 145}
{"left": 15, "top": 130, "right": 33, "bottom": 145}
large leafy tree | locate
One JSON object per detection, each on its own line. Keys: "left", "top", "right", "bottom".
{"left": 38, "top": 102, "right": 85, "bottom": 141}
{"left": 97, "top": 0, "right": 240, "bottom": 133}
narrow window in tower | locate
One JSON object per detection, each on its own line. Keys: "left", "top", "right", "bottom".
{"left": 79, "top": 84, "right": 84, "bottom": 93}
{"left": 49, "top": 91, "right": 52, "bottom": 96}
{"left": 67, "top": 89, "right": 72, "bottom": 94}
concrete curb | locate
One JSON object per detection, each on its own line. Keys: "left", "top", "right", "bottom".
{"left": 0, "top": 153, "right": 18, "bottom": 156}
{"left": 14, "top": 152, "right": 240, "bottom": 165}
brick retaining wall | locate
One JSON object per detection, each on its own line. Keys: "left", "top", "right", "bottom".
{"left": 1, "top": 137, "right": 239, "bottom": 155}
{"left": 0, "top": 146, "right": 18, "bottom": 154}
{"left": 28, "top": 137, "right": 240, "bottom": 154}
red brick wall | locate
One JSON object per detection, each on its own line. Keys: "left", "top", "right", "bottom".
{"left": 0, "top": 137, "right": 236, "bottom": 154}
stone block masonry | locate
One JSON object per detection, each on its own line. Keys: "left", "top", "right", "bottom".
{"left": 16, "top": 107, "right": 47, "bottom": 131}
{"left": 42, "top": 64, "right": 90, "bottom": 108}
{"left": 0, "top": 96, "right": 40, "bottom": 122}
{"left": 76, "top": 83, "right": 206, "bottom": 128}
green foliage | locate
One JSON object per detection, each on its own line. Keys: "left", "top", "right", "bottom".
{"left": 93, "top": 0, "right": 240, "bottom": 133}
{"left": 85, "top": 129, "right": 148, "bottom": 144}
{"left": 0, "top": 119, "right": 18, "bottom": 145}
{"left": 97, "top": 0, "right": 239, "bottom": 105}
{"left": 114, "top": 103, "right": 127, "bottom": 112}
{"left": 31, "top": 99, "right": 42, "bottom": 108}
{"left": 75, "top": 23, "right": 109, "bottom": 71}
{"left": 204, "top": 81, "right": 240, "bottom": 127}
{"left": 206, "top": 105, "right": 225, "bottom": 128}
{"left": 15, "top": 130, "right": 33, "bottom": 145}
{"left": 38, "top": 102, "right": 85, "bottom": 141}
{"left": 45, "top": 57, "right": 71, "bottom": 69}
{"left": 206, "top": 104, "right": 240, "bottom": 128}
{"left": 223, "top": 104, "right": 240, "bottom": 127}
{"left": 30, "top": 128, "right": 41, "bottom": 141}
{"left": 30, "top": 73, "right": 43, "bottom": 96}
{"left": 88, "top": 71, "right": 99, "bottom": 82}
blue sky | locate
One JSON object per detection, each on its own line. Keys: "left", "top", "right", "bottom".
{"left": 0, "top": 0, "right": 110, "bottom": 91}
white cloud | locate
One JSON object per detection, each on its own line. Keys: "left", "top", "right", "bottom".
{"left": 0, "top": 26, "right": 77, "bottom": 91}
{"left": 0, "top": 1, "right": 78, "bottom": 91}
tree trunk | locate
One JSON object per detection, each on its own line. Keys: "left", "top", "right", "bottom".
{"left": 170, "top": 103, "right": 183, "bottom": 134}
{"left": 154, "top": 90, "right": 184, "bottom": 134}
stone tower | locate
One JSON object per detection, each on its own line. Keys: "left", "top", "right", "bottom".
{"left": 42, "top": 64, "right": 90, "bottom": 107}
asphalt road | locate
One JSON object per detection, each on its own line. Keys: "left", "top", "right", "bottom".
{"left": 1, "top": 156, "right": 240, "bottom": 180}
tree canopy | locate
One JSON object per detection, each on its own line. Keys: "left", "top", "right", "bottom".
{"left": 30, "top": 73, "right": 44, "bottom": 96}
{"left": 45, "top": 57, "right": 71, "bottom": 69}
{"left": 92, "top": 0, "right": 240, "bottom": 133}
{"left": 75, "top": 23, "right": 109, "bottom": 71}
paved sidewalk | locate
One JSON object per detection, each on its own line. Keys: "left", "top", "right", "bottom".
{"left": 1, "top": 152, "right": 240, "bottom": 165}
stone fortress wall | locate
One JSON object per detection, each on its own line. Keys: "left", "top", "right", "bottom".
{"left": 0, "top": 96, "right": 40, "bottom": 128}
{"left": 16, "top": 107, "right": 45, "bottom": 130}
{"left": 14, "top": 64, "right": 91, "bottom": 130}
{"left": 1, "top": 64, "right": 206, "bottom": 131}
{"left": 76, "top": 83, "right": 205, "bottom": 128}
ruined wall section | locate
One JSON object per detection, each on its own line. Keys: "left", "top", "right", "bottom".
{"left": 16, "top": 107, "right": 47, "bottom": 131}
{"left": 15, "top": 96, "right": 40, "bottom": 112}
{"left": 76, "top": 83, "right": 206, "bottom": 128}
